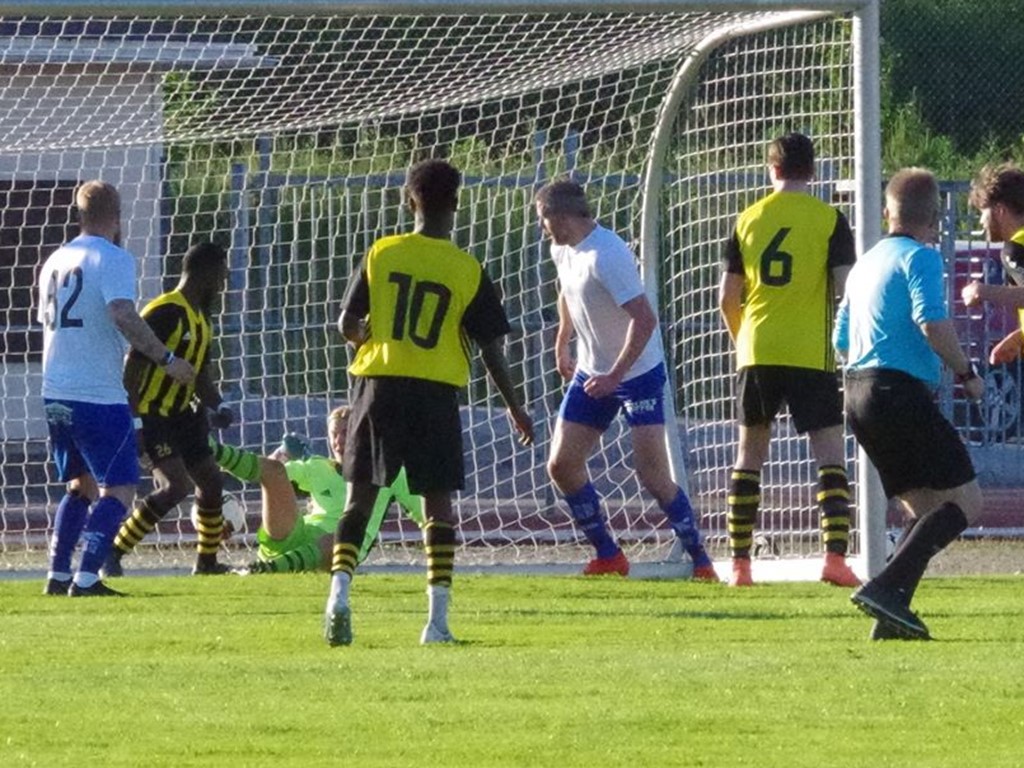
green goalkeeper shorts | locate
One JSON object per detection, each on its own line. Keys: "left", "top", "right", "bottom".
{"left": 257, "top": 517, "right": 325, "bottom": 562}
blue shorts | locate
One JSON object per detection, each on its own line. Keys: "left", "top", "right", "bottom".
{"left": 558, "top": 363, "right": 667, "bottom": 431}
{"left": 44, "top": 399, "right": 140, "bottom": 487}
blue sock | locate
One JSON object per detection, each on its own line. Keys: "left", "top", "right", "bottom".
{"left": 564, "top": 483, "right": 619, "bottom": 559}
{"left": 77, "top": 497, "right": 128, "bottom": 577}
{"left": 662, "top": 487, "right": 711, "bottom": 567}
{"left": 49, "top": 491, "right": 90, "bottom": 574}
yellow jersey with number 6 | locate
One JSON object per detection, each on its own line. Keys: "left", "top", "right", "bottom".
{"left": 724, "top": 190, "right": 856, "bottom": 371}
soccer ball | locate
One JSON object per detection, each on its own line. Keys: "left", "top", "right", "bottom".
{"left": 190, "top": 492, "right": 246, "bottom": 539}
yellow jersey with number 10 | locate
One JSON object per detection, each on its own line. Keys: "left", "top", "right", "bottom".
{"left": 348, "top": 233, "right": 486, "bottom": 387}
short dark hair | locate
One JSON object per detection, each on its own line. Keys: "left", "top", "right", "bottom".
{"left": 969, "top": 164, "right": 1024, "bottom": 215}
{"left": 405, "top": 159, "right": 461, "bottom": 215}
{"left": 182, "top": 241, "right": 227, "bottom": 280}
{"left": 535, "top": 179, "right": 591, "bottom": 218}
{"left": 767, "top": 133, "right": 815, "bottom": 180}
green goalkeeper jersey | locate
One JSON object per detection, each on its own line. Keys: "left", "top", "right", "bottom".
{"left": 284, "top": 456, "right": 348, "bottom": 537}
{"left": 284, "top": 455, "right": 424, "bottom": 542}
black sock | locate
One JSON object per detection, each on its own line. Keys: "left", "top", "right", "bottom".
{"left": 889, "top": 516, "right": 920, "bottom": 562}
{"left": 876, "top": 502, "right": 967, "bottom": 596}
{"left": 887, "top": 516, "right": 922, "bottom": 601}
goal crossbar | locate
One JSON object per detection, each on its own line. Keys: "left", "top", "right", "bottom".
{"left": 4, "top": 1, "right": 876, "bottom": 16}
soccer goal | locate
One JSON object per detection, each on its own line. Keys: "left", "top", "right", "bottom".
{"left": 0, "top": 1, "right": 882, "bottom": 572}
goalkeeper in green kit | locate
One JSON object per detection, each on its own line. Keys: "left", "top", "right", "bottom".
{"left": 212, "top": 405, "right": 423, "bottom": 572}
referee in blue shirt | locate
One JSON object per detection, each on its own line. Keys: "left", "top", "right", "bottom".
{"left": 834, "top": 167, "right": 984, "bottom": 641}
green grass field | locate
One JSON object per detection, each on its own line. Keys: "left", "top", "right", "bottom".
{"left": 1, "top": 572, "right": 1021, "bottom": 767}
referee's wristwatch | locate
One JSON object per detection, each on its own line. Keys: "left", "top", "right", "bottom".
{"left": 955, "top": 362, "right": 980, "bottom": 384}
{"left": 159, "top": 349, "right": 176, "bottom": 367}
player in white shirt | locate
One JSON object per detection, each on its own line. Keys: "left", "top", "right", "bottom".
{"left": 536, "top": 179, "right": 716, "bottom": 579}
{"left": 37, "top": 180, "right": 195, "bottom": 597}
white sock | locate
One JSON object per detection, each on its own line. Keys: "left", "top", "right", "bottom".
{"left": 326, "top": 572, "right": 351, "bottom": 614}
{"left": 47, "top": 570, "right": 72, "bottom": 582}
{"left": 74, "top": 571, "right": 99, "bottom": 588}
{"left": 427, "top": 584, "right": 450, "bottom": 628}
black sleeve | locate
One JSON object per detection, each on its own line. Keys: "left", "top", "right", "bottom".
{"left": 722, "top": 232, "right": 744, "bottom": 275}
{"left": 340, "top": 256, "right": 370, "bottom": 317}
{"left": 126, "top": 303, "right": 177, "bottom": 363}
{"left": 1001, "top": 240, "right": 1024, "bottom": 284}
{"left": 144, "top": 303, "right": 178, "bottom": 343}
{"left": 827, "top": 211, "right": 857, "bottom": 269}
{"left": 462, "top": 269, "right": 512, "bottom": 347}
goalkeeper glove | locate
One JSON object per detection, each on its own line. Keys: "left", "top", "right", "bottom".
{"left": 279, "top": 432, "right": 311, "bottom": 460}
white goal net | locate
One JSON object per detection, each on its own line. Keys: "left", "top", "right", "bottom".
{"left": 0, "top": 2, "right": 876, "bottom": 570}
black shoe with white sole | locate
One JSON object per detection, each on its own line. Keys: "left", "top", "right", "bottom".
{"left": 852, "top": 581, "right": 930, "bottom": 640}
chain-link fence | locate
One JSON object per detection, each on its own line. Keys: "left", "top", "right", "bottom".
{"left": 930, "top": 184, "right": 1024, "bottom": 534}
{"left": 882, "top": 1, "right": 1024, "bottom": 178}
{"left": 877, "top": 2, "right": 1024, "bottom": 534}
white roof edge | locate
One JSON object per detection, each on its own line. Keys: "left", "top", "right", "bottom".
{"left": 0, "top": 37, "right": 276, "bottom": 68}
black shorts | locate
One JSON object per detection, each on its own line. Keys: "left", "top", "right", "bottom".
{"left": 343, "top": 376, "right": 464, "bottom": 494}
{"left": 736, "top": 365, "right": 843, "bottom": 433}
{"left": 844, "top": 369, "right": 975, "bottom": 498}
{"left": 141, "top": 406, "right": 213, "bottom": 469}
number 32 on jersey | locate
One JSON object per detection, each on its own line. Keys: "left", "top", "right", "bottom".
{"left": 44, "top": 267, "right": 85, "bottom": 330}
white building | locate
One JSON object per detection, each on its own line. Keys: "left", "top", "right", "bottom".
{"left": 0, "top": 35, "right": 267, "bottom": 440}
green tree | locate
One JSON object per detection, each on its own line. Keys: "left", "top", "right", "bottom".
{"left": 883, "top": 0, "right": 1024, "bottom": 159}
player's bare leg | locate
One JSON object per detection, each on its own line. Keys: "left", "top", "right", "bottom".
{"left": 548, "top": 419, "right": 627, "bottom": 575}
{"left": 258, "top": 458, "right": 301, "bottom": 540}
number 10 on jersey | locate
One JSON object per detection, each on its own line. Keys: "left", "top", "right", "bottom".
{"left": 388, "top": 271, "right": 452, "bottom": 350}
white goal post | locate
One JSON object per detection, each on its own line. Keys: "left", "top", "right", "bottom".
{"left": 0, "top": 0, "right": 882, "bottom": 572}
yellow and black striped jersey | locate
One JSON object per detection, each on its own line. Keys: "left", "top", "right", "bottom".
{"left": 723, "top": 191, "right": 856, "bottom": 371}
{"left": 342, "top": 232, "right": 510, "bottom": 387}
{"left": 1001, "top": 226, "right": 1024, "bottom": 287}
{"left": 1003, "top": 226, "right": 1024, "bottom": 333}
{"left": 129, "top": 290, "right": 213, "bottom": 416}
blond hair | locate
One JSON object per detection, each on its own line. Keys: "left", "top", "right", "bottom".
{"left": 328, "top": 405, "right": 350, "bottom": 430}
{"left": 75, "top": 180, "right": 120, "bottom": 231}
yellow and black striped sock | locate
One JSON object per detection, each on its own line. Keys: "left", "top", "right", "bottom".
{"left": 728, "top": 469, "right": 760, "bottom": 560}
{"left": 331, "top": 542, "right": 359, "bottom": 577}
{"left": 332, "top": 508, "right": 371, "bottom": 577}
{"left": 193, "top": 503, "right": 225, "bottom": 560}
{"left": 818, "top": 465, "right": 852, "bottom": 555}
{"left": 424, "top": 520, "right": 456, "bottom": 588}
{"left": 113, "top": 498, "right": 166, "bottom": 557}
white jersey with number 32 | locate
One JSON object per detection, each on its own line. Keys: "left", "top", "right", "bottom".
{"left": 37, "top": 234, "right": 137, "bottom": 404}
